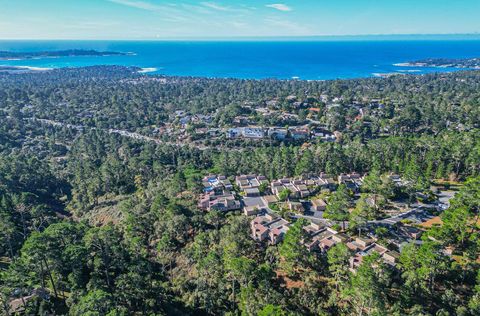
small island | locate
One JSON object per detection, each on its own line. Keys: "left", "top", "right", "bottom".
{"left": 0, "top": 49, "right": 132, "bottom": 60}
{"left": 395, "top": 57, "right": 480, "bottom": 69}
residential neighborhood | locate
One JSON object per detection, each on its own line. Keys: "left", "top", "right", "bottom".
{"left": 150, "top": 93, "right": 388, "bottom": 147}
{"left": 197, "top": 171, "right": 458, "bottom": 273}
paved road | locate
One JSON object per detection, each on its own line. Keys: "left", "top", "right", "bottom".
{"left": 291, "top": 203, "right": 435, "bottom": 228}
{"left": 292, "top": 213, "right": 333, "bottom": 225}
{"left": 25, "top": 117, "right": 210, "bottom": 149}
{"left": 368, "top": 208, "right": 419, "bottom": 225}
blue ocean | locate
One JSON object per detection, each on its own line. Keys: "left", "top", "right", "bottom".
{"left": 1, "top": 40, "right": 480, "bottom": 80}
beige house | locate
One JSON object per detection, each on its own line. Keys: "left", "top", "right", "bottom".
{"left": 311, "top": 199, "right": 327, "bottom": 212}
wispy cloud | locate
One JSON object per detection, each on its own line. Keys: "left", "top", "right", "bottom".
{"left": 107, "top": 0, "right": 161, "bottom": 11}
{"left": 200, "top": 2, "right": 229, "bottom": 11}
{"left": 105, "top": 0, "right": 304, "bottom": 37}
{"left": 106, "top": 0, "right": 193, "bottom": 22}
{"left": 266, "top": 3, "right": 292, "bottom": 12}
{"left": 107, "top": 0, "right": 251, "bottom": 17}
{"left": 200, "top": 2, "right": 254, "bottom": 14}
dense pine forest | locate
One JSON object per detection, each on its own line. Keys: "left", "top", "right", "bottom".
{"left": 0, "top": 66, "right": 479, "bottom": 315}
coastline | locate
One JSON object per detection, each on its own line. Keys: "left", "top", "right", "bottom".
{"left": 394, "top": 57, "right": 480, "bottom": 70}
{"left": 1, "top": 64, "right": 475, "bottom": 80}
{"left": 393, "top": 62, "right": 428, "bottom": 67}
{"left": 16, "top": 65, "right": 53, "bottom": 71}
{"left": 0, "top": 65, "right": 53, "bottom": 72}
{"left": 0, "top": 49, "right": 132, "bottom": 61}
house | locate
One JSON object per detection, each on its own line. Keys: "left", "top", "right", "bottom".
{"left": 295, "top": 184, "right": 310, "bottom": 198}
{"left": 303, "top": 227, "right": 345, "bottom": 252}
{"left": 207, "top": 128, "right": 221, "bottom": 137}
{"left": 268, "top": 128, "right": 289, "bottom": 141}
{"left": 331, "top": 233, "right": 349, "bottom": 244}
{"left": 209, "top": 196, "right": 242, "bottom": 212}
{"left": 233, "top": 116, "right": 250, "bottom": 126}
{"left": 311, "top": 199, "right": 327, "bottom": 212}
{"left": 349, "top": 243, "right": 388, "bottom": 270}
{"left": 349, "top": 254, "right": 364, "bottom": 270}
{"left": 251, "top": 214, "right": 290, "bottom": 245}
{"left": 346, "top": 237, "right": 373, "bottom": 252}
{"left": 226, "top": 128, "right": 242, "bottom": 139}
{"left": 244, "top": 205, "right": 263, "bottom": 216}
{"left": 262, "top": 195, "right": 279, "bottom": 205}
{"left": 313, "top": 173, "right": 337, "bottom": 190}
{"left": 236, "top": 174, "right": 268, "bottom": 190}
{"left": 257, "top": 175, "right": 269, "bottom": 182}
{"left": 243, "top": 127, "right": 265, "bottom": 139}
{"left": 198, "top": 194, "right": 213, "bottom": 209}
{"left": 285, "top": 183, "right": 301, "bottom": 198}
{"left": 251, "top": 216, "right": 272, "bottom": 241}
{"left": 288, "top": 201, "right": 304, "bottom": 213}
{"left": 382, "top": 250, "right": 400, "bottom": 266}
{"left": 271, "top": 176, "right": 329, "bottom": 199}
{"left": 397, "top": 225, "right": 423, "bottom": 240}
{"left": 338, "top": 173, "right": 364, "bottom": 192}
{"left": 237, "top": 178, "right": 250, "bottom": 189}
{"left": 198, "top": 190, "right": 241, "bottom": 212}
{"left": 192, "top": 114, "right": 213, "bottom": 124}
{"left": 249, "top": 178, "right": 261, "bottom": 188}
{"left": 289, "top": 128, "right": 310, "bottom": 141}
{"left": 236, "top": 175, "right": 248, "bottom": 188}
{"left": 198, "top": 175, "right": 240, "bottom": 212}
{"left": 244, "top": 187, "right": 261, "bottom": 197}
{"left": 311, "top": 128, "right": 336, "bottom": 142}
{"left": 303, "top": 222, "right": 325, "bottom": 236}
{"left": 269, "top": 220, "right": 291, "bottom": 244}
{"left": 271, "top": 181, "right": 286, "bottom": 196}
{"left": 201, "top": 175, "right": 233, "bottom": 192}
{"left": 318, "top": 233, "right": 344, "bottom": 252}
{"left": 243, "top": 195, "right": 268, "bottom": 216}
{"left": 338, "top": 172, "right": 362, "bottom": 183}
{"left": 217, "top": 175, "right": 233, "bottom": 190}
{"left": 347, "top": 239, "right": 401, "bottom": 271}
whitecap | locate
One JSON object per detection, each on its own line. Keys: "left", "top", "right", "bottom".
{"left": 138, "top": 67, "right": 158, "bottom": 73}
{"left": 15, "top": 66, "right": 53, "bottom": 71}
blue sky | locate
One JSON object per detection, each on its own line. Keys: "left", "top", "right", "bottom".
{"left": 0, "top": 0, "right": 479, "bottom": 39}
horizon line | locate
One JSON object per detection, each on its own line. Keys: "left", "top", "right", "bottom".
{"left": 1, "top": 33, "right": 480, "bottom": 42}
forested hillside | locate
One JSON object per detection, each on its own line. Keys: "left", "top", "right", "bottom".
{"left": 0, "top": 66, "right": 479, "bottom": 315}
